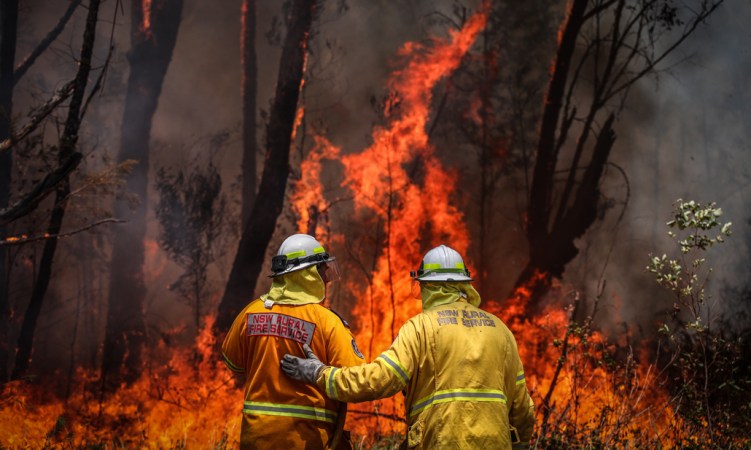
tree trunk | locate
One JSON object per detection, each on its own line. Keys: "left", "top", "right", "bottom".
{"left": 101, "top": 0, "right": 183, "bottom": 391}
{"left": 241, "top": 0, "right": 258, "bottom": 228}
{"left": 513, "top": 114, "right": 616, "bottom": 314}
{"left": 216, "top": 0, "right": 318, "bottom": 333}
{"left": 526, "top": 0, "right": 587, "bottom": 249}
{"left": 11, "top": 0, "right": 100, "bottom": 380}
{"left": 504, "top": 0, "right": 587, "bottom": 314}
{"left": 0, "top": 0, "right": 18, "bottom": 383}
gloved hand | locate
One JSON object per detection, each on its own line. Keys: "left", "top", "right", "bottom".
{"left": 281, "top": 344, "right": 326, "bottom": 384}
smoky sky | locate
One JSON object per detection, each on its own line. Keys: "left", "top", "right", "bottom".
{"left": 11, "top": 0, "right": 751, "bottom": 366}
{"left": 570, "top": 2, "right": 751, "bottom": 334}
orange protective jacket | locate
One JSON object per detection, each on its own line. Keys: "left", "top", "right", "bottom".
{"left": 222, "top": 268, "right": 364, "bottom": 450}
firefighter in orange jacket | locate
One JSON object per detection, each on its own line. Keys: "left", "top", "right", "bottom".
{"left": 222, "top": 234, "right": 365, "bottom": 449}
{"left": 282, "top": 245, "right": 535, "bottom": 449}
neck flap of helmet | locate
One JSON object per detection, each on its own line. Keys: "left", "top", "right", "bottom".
{"left": 261, "top": 265, "right": 326, "bottom": 308}
{"left": 420, "top": 281, "right": 481, "bottom": 310}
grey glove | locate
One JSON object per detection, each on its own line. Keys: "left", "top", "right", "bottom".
{"left": 281, "top": 343, "right": 325, "bottom": 384}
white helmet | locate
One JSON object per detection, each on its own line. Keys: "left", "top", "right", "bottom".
{"left": 270, "top": 234, "right": 336, "bottom": 277}
{"left": 411, "top": 245, "right": 472, "bottom": 282}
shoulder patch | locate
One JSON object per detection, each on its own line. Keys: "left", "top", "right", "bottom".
{"left": 351, "top": 338, "right": 365, "bottom": 359}
{"left": 329, "top": 307, "right": 350, "bottom": 328}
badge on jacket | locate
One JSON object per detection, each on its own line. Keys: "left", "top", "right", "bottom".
{"left": 351, "top": 339, "right": 365, "bottom": 359}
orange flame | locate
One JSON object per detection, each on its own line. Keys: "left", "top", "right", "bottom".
{"left": 479, "top": 270, "right": 688, "bottom": 447}
{"left": 291, "top": 8, "right": 489, "bottom": 440}
{"left": 0, "top": 316, "right": 241, "bottom": 448}
{"left": 290, "top": 135, "right": 339, "bottom": 239}
{"left": 2, "top": 2, "right": 725, "bottom": 447}
{"left": 141, "top": 0, "right": 152, "bottom": 35}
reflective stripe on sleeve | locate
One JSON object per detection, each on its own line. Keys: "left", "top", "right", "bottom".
{"left": 378, "top": 353, "right": 410, "bottom": 385}
{"left": 326, "top": 367, "right": 339, "bottom": 400}
{"left": 221, "top": 352, "right": 244, "bottom": 373}
{"left": 243, "top": 401, "right": 337, "bottom": 424}
{"left": 409, "top": 389, "right": 507, "bottom": 417}
{"left": 516, "top": 370, "right": 526, "bottom": 385}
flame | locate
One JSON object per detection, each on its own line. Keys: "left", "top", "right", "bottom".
{"left": 0, "top": 316, "right": 241, "bottom": 448}
{"left": 290, "top": 135, "right": 340, "bottom": 239}
{"left": 290, "top": 8, "right": 488, "bottom": 440}
{"left": 291, "top": 105, "right": 305, "bottom": 142}
{"left": 486, "top": 275, "right": 687, "bottom": 447}
{"left": 3, "top": 2, "right": 734, "bottom": 447}
{"left": 141, "top": 0, "right": 152, "bottom": 35}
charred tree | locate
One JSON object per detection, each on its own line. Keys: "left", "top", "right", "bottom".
{"left": 241, "top": 0, "right": 258, "bottom": 227}
{"left": 438, "top": 1, "right": 557, "bottom": 298}
{"left": 101, "top": 0, "right": 183, "bottom": 391}
{"left": 0, "top": 0, "right": 85, "bottom": 381}
{"left": 0, "top": 0, "right": 18, "bottom": 382}
{"left": 516, "top": 0, "right": 589, "bottom": 311}
{"left": 511, "top": 0, "right": 722, "bottom": 313}
{"left": 11, "top": 0, "right": 101, "bottom": 380}
{"left": 216, "top": 0, "right": 318, "bottom": 333}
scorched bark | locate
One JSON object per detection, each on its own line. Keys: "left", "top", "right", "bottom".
{"left": 217, "top": 0, "right": 318, "bottom": 334}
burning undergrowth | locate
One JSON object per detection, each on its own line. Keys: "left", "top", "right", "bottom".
{"left": 1, "top": 316, "right": 240, "bottom": 448}
{"left": 3, "top": 3, "right": 750, "bottom": 450}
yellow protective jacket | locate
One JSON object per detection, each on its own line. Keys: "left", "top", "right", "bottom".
{"left": 222, "top": 266, "right": 365, "bottom": 449}
{"left": 317, "top": 295, "right": 535, "bottom": 449}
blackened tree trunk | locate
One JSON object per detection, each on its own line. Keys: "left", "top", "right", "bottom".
{"left": 241, "top": 0, "right": 258, "bottom": 228}
{"left": 216, "top": 0, "right": 318, "bottom": 333}
{"left": 0, "top": 0, "right": 18, "bottom": 382}
{"left": 11, "top": 0, "right": 101, "bottom": 380}
{"left": 101, "top": 0, "right": 183, "bottom": 391}
{"left": 511, "top": 0, "right": 722, "bottom": 314}
{"left": 513, "top": 0, "right": 589, "bottom": 311}
{"left": 515, "top": 113, "right": 615, "bottom": 311}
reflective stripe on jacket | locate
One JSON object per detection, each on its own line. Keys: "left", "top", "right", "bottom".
{"left": 223, "top": 299, "right": 364, "bottom": 449}
{"left": 317, "top": 299, "right": 535, "bottom": 449}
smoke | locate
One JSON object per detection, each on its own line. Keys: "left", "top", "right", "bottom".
{"left": 568, "top": 1, "right": 751, "bottom": 336}
{"left": 11, "top": 0, "right": 751, "bottom": 379}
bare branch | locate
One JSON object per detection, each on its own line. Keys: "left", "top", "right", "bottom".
{"left": 0, "top": 80, "right": 75, "bottom": 153}
{"left": 0, "top": 152, "right": 82, "bottom": 225}
{"left": 0, "top": 218, "right": 125, "bottom": 247}
{"left": 13, "top": 0, "right": 83, "bottom": 85}
{"left": 582, "top": 0, "right": 619, "bottom": 22}
{"left": 80, "top": 0, "right": 122, "bottom": 119}
{"left": 606, "top": 1, "right": 724, "bottom": 102}
{"left": 80, "top": 43, "right": 113, "bottom": 120}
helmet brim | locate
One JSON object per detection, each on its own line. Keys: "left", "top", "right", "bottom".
{"left": 270, "top": 256, "right": 336, "bottom": 278}
{"left": 416, "top": 273, "right": 473, "bottom": 282}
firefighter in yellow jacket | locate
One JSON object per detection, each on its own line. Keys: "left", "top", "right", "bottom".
{"left": 281, "top": 244, "right": 535, "bottom": 449}
{"left": 222, "top": 234, "right": 365, "bottom": 449}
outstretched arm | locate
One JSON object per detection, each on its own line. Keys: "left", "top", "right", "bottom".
{"left": 282, "top": 318, "right": 420, "bottom": 403}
